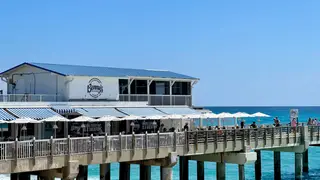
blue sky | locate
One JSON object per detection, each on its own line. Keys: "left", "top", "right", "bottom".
{"left": 0, "top": 1, "right": 319, "bottom": 106}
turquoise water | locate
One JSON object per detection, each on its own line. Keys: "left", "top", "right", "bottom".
{"left": 6, "top": 106, "right": 320, "bottom": 180}
{"left": 86, "top": 107, "right": 320, "bottom": 180}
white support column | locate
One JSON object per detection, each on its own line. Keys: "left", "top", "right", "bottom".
{"left": 170, "top": 81, "right": 175, "bottom": 105}
{"left": 128, "top": 78, "right": 134, "bottom": 101}
{"left": 147, "top": 79, "right": 153, "bottom": 105}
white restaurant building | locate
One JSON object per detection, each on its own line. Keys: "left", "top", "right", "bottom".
{"left": 0, "top": 62, "right": 202, "bottom": 139}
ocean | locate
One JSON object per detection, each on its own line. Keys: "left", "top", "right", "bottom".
{"left": 3, "top": 106, "right": 320, "bottom": 180}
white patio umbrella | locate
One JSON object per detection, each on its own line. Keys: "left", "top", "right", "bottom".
{"left": 186, "top": 114, "right": 203, "bottom": 119}
{"left": 216, "top": 112, "right": 234, "bottom": 127}
{"left": 251, "top": 112, "right": 270, "bottom": 117}
{"left": 98, "top": 115, "right": 122, "bottom": 122}
{"left": 147, "top": 115, "right": 170, "bottom": 120}
{"left": 233, "top": 112, "right": 253, "bottom": 118}
{"left": 0, "top": 119, "right": 9, "bottom": 123}
{"left": 6, "top": 117, "right": 41, "bottom": 124}
{"left": 203, "top": 113, "right": 218, "bottom": 119}
{"left": 251, "top": 112, "right": 270, "bottom": 126}
{"left": 216, "top": 112, "right": 234, "bottom": 118}
{"left": 121, "top": 115, "right": 143, "bottom": 121}
{"left": 167, "top": 114, "right": 184, "bottom": 119}
{"left": 40, "top": 115, "right": 69, "bottom": 122}
{"left": 70, "top": 116, "right": 95, "bottom": 122}
{"left": 232, "top": 112, "right": 253, "bottom": 126}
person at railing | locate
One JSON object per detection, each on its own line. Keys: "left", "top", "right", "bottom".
{"left": 183, "top": 123, "right": 189, "bottom": 131}
{"left": 312, "top": 118, "right": 318, "bottom": 125}
{"left": 291, "top": 118, "right": 297, "bottom": 133}
{"left": 250, "top": 122, "right": 257, "bottom": 129}
{"left": 307, "top": 118, "right": 313, "bottom": 125}
{"left": 208, "top": 126, "right": 212, "bottom": 130}
{"left": 240, "top": 120, "right": 245, "bottom": 129}
{"left": 159, "top": 124, "right": 164, "bottom": 132}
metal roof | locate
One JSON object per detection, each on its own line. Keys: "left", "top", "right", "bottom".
{"left": 117, "top": 107, "right": 166, "bottom": 117}
{"left": 51, "top": 105, "right": 76, "bottom": 114}
{"left": 7, "top": 108, "right": 60, "bottom": 120}
{"left": 0, "top": 109, "right": 16, "bottom": 121}
{"left": 76, "top": 108, "right": 126, "bottom": 118}
{"left": 155, "top": 107, "right": 201, "bottom": 115}
{"left": 0, "top": 62, "right": 197, "bottom": 80}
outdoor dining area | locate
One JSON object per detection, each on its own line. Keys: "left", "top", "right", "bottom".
{"left": 0, "top": 110, "right": 271, "bottom": 141}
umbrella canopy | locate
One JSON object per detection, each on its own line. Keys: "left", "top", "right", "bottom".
{"left": 70, "top": 116, "right": 95, "bottom": 122}
{"left": 167, "top": 114, "right": 185, "bottom": 119}
{"left": 0, "top": 119, "right": 8, "bottom": 123}
{"left": 216, "top": 112, "right": 234, "bottom": 118}
{"left": 6, "top": 117, "right": 41, "bottom": 124}
{"left": 121, "top": 115, "right": 143, "bottom": 121}
{"left": 233, "top": 112, "right": 253, "bottom": 118}
{"left": 40, "top": 115, "right": 68, "bottom": 122}
{"left": 186, "top": 114, "right": 205, "bottom": 119}
{"left": 251, "top": 112, "right": 270, "bottom": 117}
{"left": 147, "top": 115, "right": 170, "bottom": 120}
{"left": 202, "top": 113, "right": 218, "bottom": 119}
{"left": 98, "top": 116, "right": 122, "bottom": 122}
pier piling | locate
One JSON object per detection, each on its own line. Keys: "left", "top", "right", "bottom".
{"left": 119, "top": 163, "right": 130, "bottom": 180}
{"left": 197, "top": 161, "right": 204, "bottom": 180}
{"left": 255, "top": 150, "right": 261, "bottom": 180}
{"left": 11, "top": 172, "right": 31, "bottom": 180}
{"left": 216, "top": 162, "right": 226, "bottom": 180}
{"left": 161, "top": 166, "right": 173, "bottom": 180}
{"left": 76, "top": 165, "right": 88, "bottom": 180}
{"left": 238, "top": 165, "right": 245, "bottom": 180}
{"left": 140, "top": 165, "right": 151, "bottom": 180}
{"left": 274, "top": 151, "right": 281, "bottom": 180}
{"left": 179, "top": 156, "right": 189, "bottom": 180}
{"left": 100, "top": 164, "right": 111, "bottom": 180}
{"left": 38, "top": 175, "right": 55, "bottom": 180}
{"left": 303, "top": 150, "right": 309, "bottom": 173}
{"left": 295, "top": 153, "right": 303, "bottom": 179}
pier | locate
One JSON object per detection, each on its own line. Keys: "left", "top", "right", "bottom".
{"left": 1, "top": 125, "right": 319, "bottom": 180}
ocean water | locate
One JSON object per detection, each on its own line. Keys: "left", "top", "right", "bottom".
{"left": 3, "top": 106, "right": 320, "bottom": 180}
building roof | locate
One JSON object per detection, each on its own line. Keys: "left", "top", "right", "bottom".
{"left": 1, "top": 62, "right": 198, "bottom": 80}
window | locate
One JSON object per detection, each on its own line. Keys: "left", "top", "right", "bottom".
{"left": 119, "top": 79, "right": 128, "bottom": 94}
{"left": 172, "top": 82, "right": 191, "bottom": 95}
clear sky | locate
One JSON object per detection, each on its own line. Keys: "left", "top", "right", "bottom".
{"left": 0, "top": 1, "right": 319, "bottom": 106}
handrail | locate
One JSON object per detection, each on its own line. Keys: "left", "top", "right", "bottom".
{"left": 0, "top": 125, "right": 314, "bottom": 161}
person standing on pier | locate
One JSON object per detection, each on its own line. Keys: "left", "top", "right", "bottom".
{"left": 250, "top": 121, "right": 257, "bottom": 128}
{"left": 240, "top": 120, "right": 245, "bottom": 129}
{"left": 184, "top": 123, "right": 189, "bottom": 131}
{"left": 291, "top": 118, "right": 297, "bottom": 133}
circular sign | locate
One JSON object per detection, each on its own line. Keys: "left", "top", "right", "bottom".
{"left": 87, "top": 78, "right": 103, "bottom": 98}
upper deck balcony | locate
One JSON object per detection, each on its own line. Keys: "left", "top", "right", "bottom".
{"left": 0, "top": 62, "right": 198, "bottom": 106}
{"left": 0, "top": 93, "right": 192, "bottom": 106}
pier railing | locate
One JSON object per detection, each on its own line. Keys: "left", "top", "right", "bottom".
{"left": 0, "top": 126, "right": 308, "bottom": 161}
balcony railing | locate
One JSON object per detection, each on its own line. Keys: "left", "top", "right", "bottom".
{"left": 0, "top": 94, "right": 65, "bottom": 102}
{"left": 119, "top": 94, "right": 192, "bottom": 106}
{"left": 0, "top": 94, "right": 192, "bottom": 105}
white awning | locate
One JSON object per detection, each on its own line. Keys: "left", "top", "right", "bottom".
{"left": 76, "top": 108, "right": 126, "bottom": 118}
{"left": 156, "top": 107, "right": 201, "bottom": 115}
{"left": 117, "top": 107, "right": 166, "bottom": 117}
